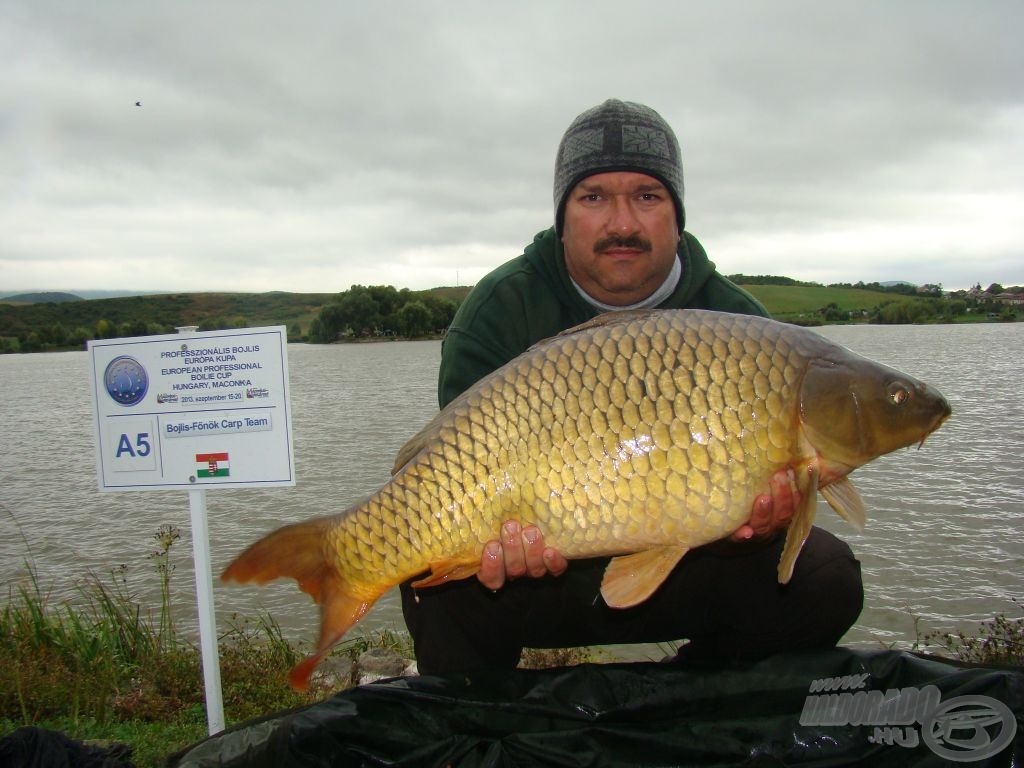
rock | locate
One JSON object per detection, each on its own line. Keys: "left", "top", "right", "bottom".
{"left": 357, "top": 647, "right": 413, "bottom": 684}
{"left": 314, "top": 655, "right": 354, "bottom": 688}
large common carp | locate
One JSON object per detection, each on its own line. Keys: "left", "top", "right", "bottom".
{"left": 223, "top": 309, "right": 951, "bottom": 690}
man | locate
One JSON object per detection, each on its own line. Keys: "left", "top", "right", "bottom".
{"left": 401, "top": 99, "right": 863, "bottom": 674}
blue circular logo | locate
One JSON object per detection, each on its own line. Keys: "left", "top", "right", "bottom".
{"left": 104, "top": 356, "right": 149, "bottom": 406}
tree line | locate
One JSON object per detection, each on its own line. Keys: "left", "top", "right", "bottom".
{"left": 0, "top": 287, "right": 463, "bottom": 353}
{"left": 728, "top": 274, "right": 948, "bottom": 297}
{"left": 306, "top": 285, "right": 459, "bottom": 342}
{"left": 2, "top": 279, "right": 1018, "bottom": 354}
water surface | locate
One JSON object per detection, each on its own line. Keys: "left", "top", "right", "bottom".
{"left": 1, "top": 324, "right": 1020, "bottom": 658}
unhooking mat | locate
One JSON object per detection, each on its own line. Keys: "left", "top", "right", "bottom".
{"left": 167, "top": 648, "right": 1023, "bottom": 767}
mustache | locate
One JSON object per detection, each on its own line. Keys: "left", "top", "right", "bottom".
{"left": 594, "top": 234, "right": 652, "bottom": 253}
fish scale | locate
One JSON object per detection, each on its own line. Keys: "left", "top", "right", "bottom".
{"left": 223, "top": 308, "right": 951, "bottom": 690}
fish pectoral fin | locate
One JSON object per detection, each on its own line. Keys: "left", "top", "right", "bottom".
{"left": 820, "top": 477, "right": 867, "bottom": 532}
{"left": 410, "top": 558, "right": 481, "bottom": 589}
{"left": 777, "top": 461, "right": 821, "bottom": 585}
{"left": 600, "top": 547, "right": 689, "bottom": 609}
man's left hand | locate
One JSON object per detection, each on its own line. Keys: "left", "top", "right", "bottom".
{"left": 729, "top": 467, "right": 800, "bottom": 542}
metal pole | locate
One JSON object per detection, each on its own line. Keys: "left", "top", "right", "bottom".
{"left": 188, "top": 487, "right": 225, "bottom": 734}
{"left": 176, "top": 325, "right": 225, "bottom": 735}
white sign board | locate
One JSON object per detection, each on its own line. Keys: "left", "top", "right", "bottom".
{"left": 88, "top": 326, "right": 295, "bottom": 491}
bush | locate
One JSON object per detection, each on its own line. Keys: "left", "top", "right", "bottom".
{"left": 922, "top": 600, "right": 1023, "bottom": 667}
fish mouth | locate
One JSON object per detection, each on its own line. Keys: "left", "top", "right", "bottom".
{"left": 916, "top": 400, "right": 953, "bottom": 449}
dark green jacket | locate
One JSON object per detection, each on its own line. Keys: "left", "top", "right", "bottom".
{"left": 438, "top": 227, "right": 768, "bottom": 407}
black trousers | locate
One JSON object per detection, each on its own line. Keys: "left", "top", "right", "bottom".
{"left": 400, "top": 526, "right": 863, "bottom": 675}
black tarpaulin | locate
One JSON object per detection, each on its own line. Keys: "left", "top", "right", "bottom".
{"left": 168, "top": 649, "right": 1023, "bottom": 767}
{"left": 0, "top": 726, "right": 134, "bottom": 767}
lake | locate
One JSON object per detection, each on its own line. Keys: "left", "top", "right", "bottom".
{"left": 1, "top": 323, "right": 1021, "bottom": 660}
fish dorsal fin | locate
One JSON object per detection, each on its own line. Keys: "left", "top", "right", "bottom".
{"left": 553, "top": 309, "right": 660, "bottom": 340}
{"left": 777, "top": 461, "right": 821, "bottom": 584}
{"left": 409, "top": 557, "right": 481, "bottom": 589}
{"left": 821, "top": 477, "right": 867, "bottom": 532}
{"left": 600, "top": 547, "right": 689, "bottom": 608}
{"left": 392, "top": 421, "right": 434, "bottom": 474}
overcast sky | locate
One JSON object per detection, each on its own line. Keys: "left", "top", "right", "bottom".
{"left": 3, "top": 1, "right": 1021, "bottom": 296}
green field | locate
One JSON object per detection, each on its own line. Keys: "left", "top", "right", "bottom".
{"left": 739, "top": 284, "right": 906, "bottom": 320}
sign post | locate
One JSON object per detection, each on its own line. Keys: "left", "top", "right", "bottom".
{"left": 87, "top": 325, "right": 295, "bottom": 734}
{"left": 187, "top": 486, "right": 223, "bottom": 733}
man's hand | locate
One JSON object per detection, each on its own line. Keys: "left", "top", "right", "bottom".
{"left": 477, "top": 521, "right": 569, "bottom": 591}
{"left": 476, "top": 468, "right": 801, "bottom": 589}
{"left": 729, "top": 467, "right": 800, "bottom": 542}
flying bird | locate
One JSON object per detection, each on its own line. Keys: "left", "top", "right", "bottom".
{"left": 135, "top": 101, "right": 142, "bottom": 107}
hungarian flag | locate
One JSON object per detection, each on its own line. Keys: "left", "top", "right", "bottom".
{"left": 196, "top": 452, "right": 230, "bottom": 478}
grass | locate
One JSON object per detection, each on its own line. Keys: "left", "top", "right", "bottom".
{"left": 740, "top": 284, "right": 908, "bottom": 320}
{"left": 519, "top": 646, "right": 607, "bottom": 669}
{"left": 0, "top": 527, "right": 343, "bottom": 765}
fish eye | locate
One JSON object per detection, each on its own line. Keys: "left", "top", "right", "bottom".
{"left": 887, "top": 382, "right": 911, "bottom": 406}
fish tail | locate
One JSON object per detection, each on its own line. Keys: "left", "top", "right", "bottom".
{"left": 221, "top": 517, "right": 376, "bottom": 692}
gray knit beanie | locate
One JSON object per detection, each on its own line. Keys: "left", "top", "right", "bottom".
{"left": 554, "top": 99, "right": 684, "bottom": 235}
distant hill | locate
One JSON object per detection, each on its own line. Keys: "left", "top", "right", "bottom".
{"left": 0, "top": 287, "right": 474, "bottom": 347}
{"left": 1, "top": 289, "right": 168, "bottom": 302}
{"left": 1, "top": 291, "right": 83, "bottom": 304}
{"left": 0, "top": 291, "right": 336, "bottom": 340}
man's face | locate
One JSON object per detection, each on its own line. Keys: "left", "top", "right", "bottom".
{"left": 561, "top": 171, "right": 680, "bottom": 306}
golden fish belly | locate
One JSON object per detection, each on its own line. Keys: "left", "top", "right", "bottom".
{"left": 327, "top": 310, "right": 813, "bottom": 593}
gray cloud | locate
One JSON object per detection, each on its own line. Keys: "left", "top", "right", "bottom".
{"left": 2, "top": 0, "right": 1021, "bottom": 295}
